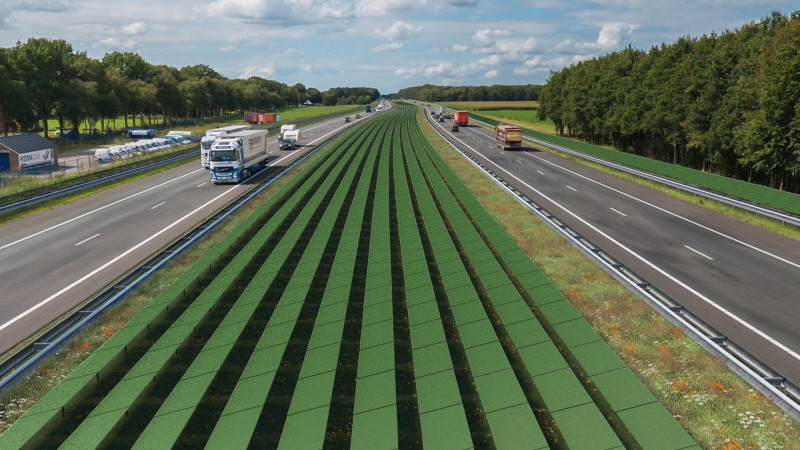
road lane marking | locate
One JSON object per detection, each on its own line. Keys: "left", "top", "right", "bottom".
{"left": 610, "top": 207, "right": 627, "bottom": 217}
{"left": 566, "top": 185, "right": 577, "bottom": 192}
{"left": 437, "top": 125, "right": 800, "bottom": 362}
{"left": 0, "top": 168, "right": 204, "bottom": 253}
{"left": 537, "top": 170, "right": 545, "bottom": 175}
{"left": 515, "top": 159, "right": 523, "bottom": 164}
{"left": 684, "top": 245, "right": 714, "bottom": 261}
{"left": 151, "top": 202, "right": 166, "bottom": 210}
{"left": 525, "top": 152, "right": 800, "bottom": 271}
{"left": 75, "top": 233, "right": 100, "bottom": 246}
{"left": 0, "top": 118, "right": 357, "bottom": 336}
{"left": 197, "top": 182, "right": 207, "bottom": 187}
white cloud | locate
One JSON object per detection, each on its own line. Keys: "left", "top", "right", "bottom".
{"left": 561, "top": 23, "right": 638, "bottom": 51}
{"left": 284, "top": 47, "right": 303, "bottom": 55}
{"left": 207, "top": 0, "right": 355, "bottom": 24}
{"left": 94, "top": 37, "right": 137, "bottom": 51}
{"left": 356, "top": 0, "right": 427, "bottom": 16}
{"left": 218, "top": 46, "right": 235, "bottom": 52}
{"left": 472, "top": 29, "right": 511, "bottom": 46}
{"left": 299, "top": 63, "right": 312, "bottom": 72}
{"left": 240, "top": 65, "right": 275, "bottom": 78}
{"left": 451, "top": 44, "right": 468, "bottom": 52}
{"left": 379, "top": 20, "right": 423, "bottom": 40}
{"left": 478, "top": 54, "right": 500, "bottom": 65}
{"left": 428, "top": 48, "right": 441, "bottom": 54}
{"left": 1, "top": 0, "right": 74, "bottom": 26}
{"left": 373, "top": 41, "right": 404, "bottom": 52}
{"left": 120, "top": 22, "right": 147, "bottom": 35}
{"left": 484, "top": 69, "right": 498, "bottom": 78}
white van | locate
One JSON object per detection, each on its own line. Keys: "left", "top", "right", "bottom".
{"left": 94, "top": 147, "right": 112, "bottom": 163}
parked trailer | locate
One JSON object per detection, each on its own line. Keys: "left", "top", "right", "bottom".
{"left": 127, "top": 129, "right": 155, "bottom": 138}
{"left": 209, "top": 129, "right": 269, "bottom": 184}
{"left": 454, "top": 111, "right": 469, "bottom": 126}
{"left": 495, "top": 123, "right": 523, "bottom": 150}
{"left": 245, "top": 112, "right": 279, "bottom": 125}
{"left": 200, "top": 125, "right": 252, "bottom": 168}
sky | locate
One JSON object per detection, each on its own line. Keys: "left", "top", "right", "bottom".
{"left": 0, "top": 0, "right": 797, "bottom": 94}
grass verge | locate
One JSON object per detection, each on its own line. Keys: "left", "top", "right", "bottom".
{"left": 468, "top": 114, "right": 800, "bottom": 242}
{"left": 417, "top": 108, "right": 800, "bottom": 449}
{"left": 0, "top": 140, "right": 332, "bottom": 434}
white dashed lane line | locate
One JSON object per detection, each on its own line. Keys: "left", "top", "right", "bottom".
{"left": 197, "top": 182, "right": 207, "bottom": 187}
{"left": 74, "top": 233, "right": 100, "bottom": 247}
{"left": 610, "top": 207, "right": 627, "bottom": 217}
{"left": 684, "top": 245, "right": 714, "bottom": 261}
{"left": 566, "top": 185, "right": 577, "bottom": 192}
{"left": 150, "top": 202, "right": 166, "bottom": 210}
{"left": 537, "top": 170, "right": 545, "bottom": 175}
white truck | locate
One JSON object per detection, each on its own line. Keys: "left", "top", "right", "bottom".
{"left": 209, "top": 129, "right": 269, "bottom": 184}
{"left": 200, "top": 125, "right": 252, "bottom": 168}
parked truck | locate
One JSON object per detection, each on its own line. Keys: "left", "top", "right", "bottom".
{"left": 245, "top": 112, "right": 279, "bottom": 125}
{"left": 454, "top": 111, "right": 469, "bottom": 126}
{"left": 209, "top": 129, "right": 269, "bottom": 184}
{"left": 495, "top": 123, "right": 523, "bottom": 150}
{"left": 127, "top": 129, "right": 155, "bottom": 138}
{"left": 200, "top": 125, "right": 252, "bottom": 168}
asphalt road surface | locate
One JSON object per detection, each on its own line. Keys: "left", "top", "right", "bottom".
{"left": 0, "top": 113, "right": 373, "bottom": 356}
{"left": 422, "top": 104, "right": 800, "bottom": 384}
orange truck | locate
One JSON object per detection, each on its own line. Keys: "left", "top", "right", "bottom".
{"left": 454, "top": 111, "right": 469, "bottom": 126}
{"left": 495, "top": 123, "right": 523, "bottom": 150}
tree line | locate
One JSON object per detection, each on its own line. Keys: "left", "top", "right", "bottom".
{"left": 0, "top": 38, "right": 380, "bottom": 137}
{"left": 395, "top": 84, "right": 541, "bottom": 102}
{"left": 538, "top": 11, "right": 800, "bottom": 192}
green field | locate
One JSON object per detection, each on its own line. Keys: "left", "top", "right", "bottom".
{"left": 0, "top": 104, "right": 694, "bottom": 448}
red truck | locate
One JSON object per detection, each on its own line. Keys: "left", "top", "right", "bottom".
{"left": 454, "top": 111, "right": 469, "bottom": 126}
{"left": 495, "top": 123, "right": 523, "bottom": 150}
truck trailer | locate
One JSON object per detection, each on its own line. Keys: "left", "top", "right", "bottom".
{"left": 495, "top": 123, "right": 523, "bottom": 150}
{"left": 209, "top": 129, "right": 269, "bottom": 184}
{"left": 454, "top": 111, "right": 469, "bottom": 126}
{"left": 279, "top": 124, "right": 296, "bottom": 139}
{"left": 200, "top": 125, "right": 252, "bottom": 168}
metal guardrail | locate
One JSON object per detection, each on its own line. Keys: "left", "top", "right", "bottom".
{"left": 0, "top": 150, "right": 199, "bottom": 214}
{"left": 0, "top": 110, "right": 363, "bottom": 216}
{"left": 469, "top": 116, "right": 800, "bottom": 228}
{"left": 0, "top": 125, "right": 352, "bottom": 397}
{"left": 425, "top": 109, "right": 800, "bottom": 420}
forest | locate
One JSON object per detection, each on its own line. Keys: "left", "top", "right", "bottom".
{"left": 0, "top": 38, "right": 380, "bottom": 136}
{"left": 538, "top": 11, "right": 800, "bottom": 192}
{"left": 395, "top": 84, "right": 540, "bottom": 102}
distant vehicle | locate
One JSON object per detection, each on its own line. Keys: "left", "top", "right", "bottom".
{"left": 167, "top": 130, "right": 192, "bottom": 138}
{"left": 376, "top": 105, "right": 382, "bottom": 112}
{"left": 345, "top": 116, "right": 351, "bottom": 123}
{"left": 210, "top": 129, "right": 269, "bottom": 184}
{"left": 282, "top": 129, "right": 301, "bottom": 143}
{"left": 451, "top": 124, "right": 459, "bottom": 132}
{"left": 279, "top": 138, "right": 296, "bottom": 150}
{"left": 495, "top": 123, "right": 523, "bottom": 150}
{"left": 201, "top": 125, "right": 252, "bottom": 168}
{"left": 279, "top": 124, "right": 296, "bottom": 139}
{"left": 365, "top": 104, "right": 371, "bottom": 113}
{"left": 438, "top": 116, "right": 444, "bottom": 123}
{"left": 94, "top": 147, "right": 112, "bottom": 163}
{"left": 127, "top": 129, "right": 155, "bottom": 139}
{"left": 454, "top": 111, "right": 469, "bottom": 126}
{"left": 355, "top": 114, "right": 361, "bottom": 119}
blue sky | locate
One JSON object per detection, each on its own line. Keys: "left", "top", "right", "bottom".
{"left": 0, "top": 0, "right": 796, "bottom": 94}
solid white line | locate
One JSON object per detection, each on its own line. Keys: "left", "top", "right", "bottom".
{"left": 150, "top": 201, "right": 166, "bottom": 210}
{"left": 196, "top": 182, "right": 207, "bottom": 187}
{"left": 684, "top": 245, "right": 714, "bottom": 261}
{"left": 0, "top": 168, "right": 204, "bottom": 253}
{"left": 0, "top": 186, "right": 240, "bottom": 334}
{"left": 525, "top": 153, "right": 800, "bottom": 271}
{"left": 0, "top": 118, "right": 357, "bottom": 335}
{"left": 566, "top": 185, "right": 577, "bottom": 192}
{"left": 610, "top": 207, "right": 627, "bottom": 217}
{"left": 74, "top": 233, "right": 100, "bottom": 246}
{"left": 537, "top": 170, "right": 545, "bottom": 175}
{"left": 438, "top": 126, "right": 800, "bottom": 362}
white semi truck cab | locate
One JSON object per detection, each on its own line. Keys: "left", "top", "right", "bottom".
{"left": 200, "top": 125, "right": 252, "bottom": 168}
{"left": 209, "top": 129, "right": 269, "bottom": 184}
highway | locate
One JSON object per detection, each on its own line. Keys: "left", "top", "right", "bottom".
{"left": 0, "top": 113, "right": 371, "bottom": 356}
{"left": 421, "top": 104, "right": 800, "bottom": 384}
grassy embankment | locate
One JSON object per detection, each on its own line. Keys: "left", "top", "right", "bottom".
{"left": 452, "top": 101, "right": 800, "bottom": 242}
{"left": 0, "top": 130, "right": 338, "bottom": 433}
{"left": 417, "top": 107, "right": 800, "bottom": 449}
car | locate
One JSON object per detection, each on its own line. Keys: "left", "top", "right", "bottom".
{"left": 94, "top": 147, "right": 112, "bottom": 163}
{"left": 438, "top": 116, "right": 444, "bottom": 122}
{"left": 280, "top": 138, "right": 296, "bottom": 150}
{"left": 344, "top": 116, "right": 351, "bottom": 123}
{"left": 355, "top": 114, "right": 361, "bottom": 119}
{"left": 451, "top": 125, "right": 459, "bottom": 132}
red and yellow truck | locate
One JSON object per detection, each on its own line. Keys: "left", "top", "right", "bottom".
{"left": 495, "top": 123, "right": 523, "bottom": 150}
{"left": 454, "top": 111, "right": 469, "bottom": 126}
